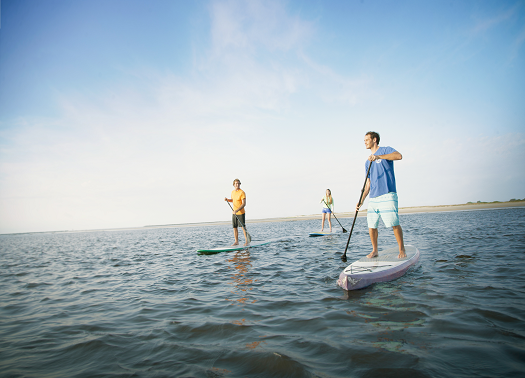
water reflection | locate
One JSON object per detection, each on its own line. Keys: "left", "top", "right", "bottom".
{"left": 224, "top": 249, "right": 269, "bottom": 351}
{"left": 225, "top": 249, "right": 257, "bottom": 321}
{"left": 345, "top": 285, "right": 429, "bottom": 354}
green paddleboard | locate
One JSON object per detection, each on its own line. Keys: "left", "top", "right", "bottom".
{"left": 197, "top": 240, "right": 271, "bottom": 255}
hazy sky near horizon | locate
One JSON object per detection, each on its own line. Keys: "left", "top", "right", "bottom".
{"left": 1, "top": 0, "right": 524, "bottom": 234}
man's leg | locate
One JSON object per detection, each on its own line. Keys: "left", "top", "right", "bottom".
{"left": 366, "top": 197, "right": 380, "bottom": 258}
{"left": 232, "top": 227, "right": 239, "bottom": 246}
{"left": 392, "top": 225, "right": 406, "bottom": 258}
{"left": 367, "top": 228, "right": 379, "bottom": 258}
{"left": 241, "top": 226, "right": 249, "bottom": 246}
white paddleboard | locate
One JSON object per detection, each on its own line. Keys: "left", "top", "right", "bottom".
{"left": 337, "top": 245, "right": 420, "bottom": 290}
{"left": 197, "top": 240, "right": 271, "bottom": 255}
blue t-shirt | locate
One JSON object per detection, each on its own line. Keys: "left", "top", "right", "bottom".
{"left": 365, "top": 146, "right": 397, "bottom": 198}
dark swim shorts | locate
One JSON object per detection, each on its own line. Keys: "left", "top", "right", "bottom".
{"left": 232, "top": 213, "right": 246, "bottom": 228}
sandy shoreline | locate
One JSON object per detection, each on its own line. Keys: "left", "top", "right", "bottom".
{"left": 144, "top": 200, "right": 525, "bottom": 229}
{"left": 5, "top": 201, "right": 524, "bottom": 235}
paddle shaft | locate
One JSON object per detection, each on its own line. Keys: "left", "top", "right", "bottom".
{"left": 342, "top": 160, "right": 373, "bottom": 260}
{"left": 322, "top": 199, "right": 347, "bottom": 232}
{"left": 226, "top": 200, "right": 252, "bottom": 244}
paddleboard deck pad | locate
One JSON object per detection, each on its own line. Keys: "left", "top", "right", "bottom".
{"left": 309, "top": 231, "right": 337, "bottom": 237}
{"left": 337, "top": 245, "right": 420, "bottom": 290}
{"left": 197, "top": 240, "right": 271, "bottom": 255}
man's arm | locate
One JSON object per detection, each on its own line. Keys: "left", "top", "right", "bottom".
{"left": 234, "top": 198, "right": 246, "bottom": 214}
{"left": 369, "top": 151, "right": 402, "bottom": 161}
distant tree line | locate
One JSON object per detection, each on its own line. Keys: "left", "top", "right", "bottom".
{"left": 466, "top": 198, "right": 525, "bottom": 204}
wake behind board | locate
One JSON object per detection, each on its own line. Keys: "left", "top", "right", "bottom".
{"left": 309, "top": 231, "right": 337, "bottom": 237}
{"left": 197, "top": 240, "right": 271, "bottom": 255}
{"left": 337, "top": 245, "right": 420, "bottom": 290}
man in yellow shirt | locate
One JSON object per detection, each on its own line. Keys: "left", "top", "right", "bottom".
{"left": 224, "top": 178, "right": 248, "bottom": 246}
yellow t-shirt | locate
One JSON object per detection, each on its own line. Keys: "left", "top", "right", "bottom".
{"left": 231, "top": 189, "right": 246, "bottom": 215}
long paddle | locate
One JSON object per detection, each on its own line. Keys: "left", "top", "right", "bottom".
{"left": 341, "top": 160, "right": 373, "bottom": 262}
{"left": 322, "top": 199, "right": 347, "bottom": 233}
{"left": 226, "top": 201, "right": 252, "bottom": 244}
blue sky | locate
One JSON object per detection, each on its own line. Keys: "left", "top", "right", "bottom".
{"left": 1, "top": 0, "right": 524, "bottom": 234}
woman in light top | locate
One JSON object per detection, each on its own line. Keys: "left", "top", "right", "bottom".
{"left": 320, "top": 189, "right": 334, "bottom": 232}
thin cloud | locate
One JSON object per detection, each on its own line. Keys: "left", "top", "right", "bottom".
{"left": 209, "top": 0, "right": 314, "bottom": 53}
{"left": 470, "top": 3, "right": 521, "bottom": 35}
{"left": 509, "top": 25, "right": 525, "bottom": 61}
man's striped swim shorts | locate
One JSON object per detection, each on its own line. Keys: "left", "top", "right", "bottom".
{"left": 367, "top": 192, "right": 400, "bottom": 228}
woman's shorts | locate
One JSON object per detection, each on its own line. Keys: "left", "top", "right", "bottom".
{"left": 367, "top": 192, "right": 400, "bottom": 228}
{"left": 232, "top": 213, "right": 246, "bottom": 228}
{"left": 322, "top": 208, "right": 332, "bottom": 214}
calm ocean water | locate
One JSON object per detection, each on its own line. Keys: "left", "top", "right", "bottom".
{"left": 1, "top": 207, "right": 524, "bottom": 378}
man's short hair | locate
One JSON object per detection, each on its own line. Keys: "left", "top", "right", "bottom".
{"left": 233, "top": 178, "right": 241, "bottom": 185}
{"left": 366, "top": 131, "right": 380, "bottom": 145}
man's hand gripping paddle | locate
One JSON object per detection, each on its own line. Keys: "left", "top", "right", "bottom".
{"left": 342, "top": 161, "right": 373, "bottom": 262}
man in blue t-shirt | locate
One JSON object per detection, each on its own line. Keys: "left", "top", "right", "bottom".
{"left": 356, "top": 131, "right": 406, "bottom": 259}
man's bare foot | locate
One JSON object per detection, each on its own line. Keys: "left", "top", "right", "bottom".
{"left": 366, "top": 251, "right": 378, "bottom": 258}
{"left": 244, "top": 242, "right": 249, "bottom": 246}
{"left": 231, "top": 242, "right": 239, "bottom": 246}
{"left": 398, "top": 250, "right": 407, "bottom": 259}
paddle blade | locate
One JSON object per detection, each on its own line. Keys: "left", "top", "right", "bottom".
{"left": 246, "top": 230, "right": 252, "bottom": 244}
